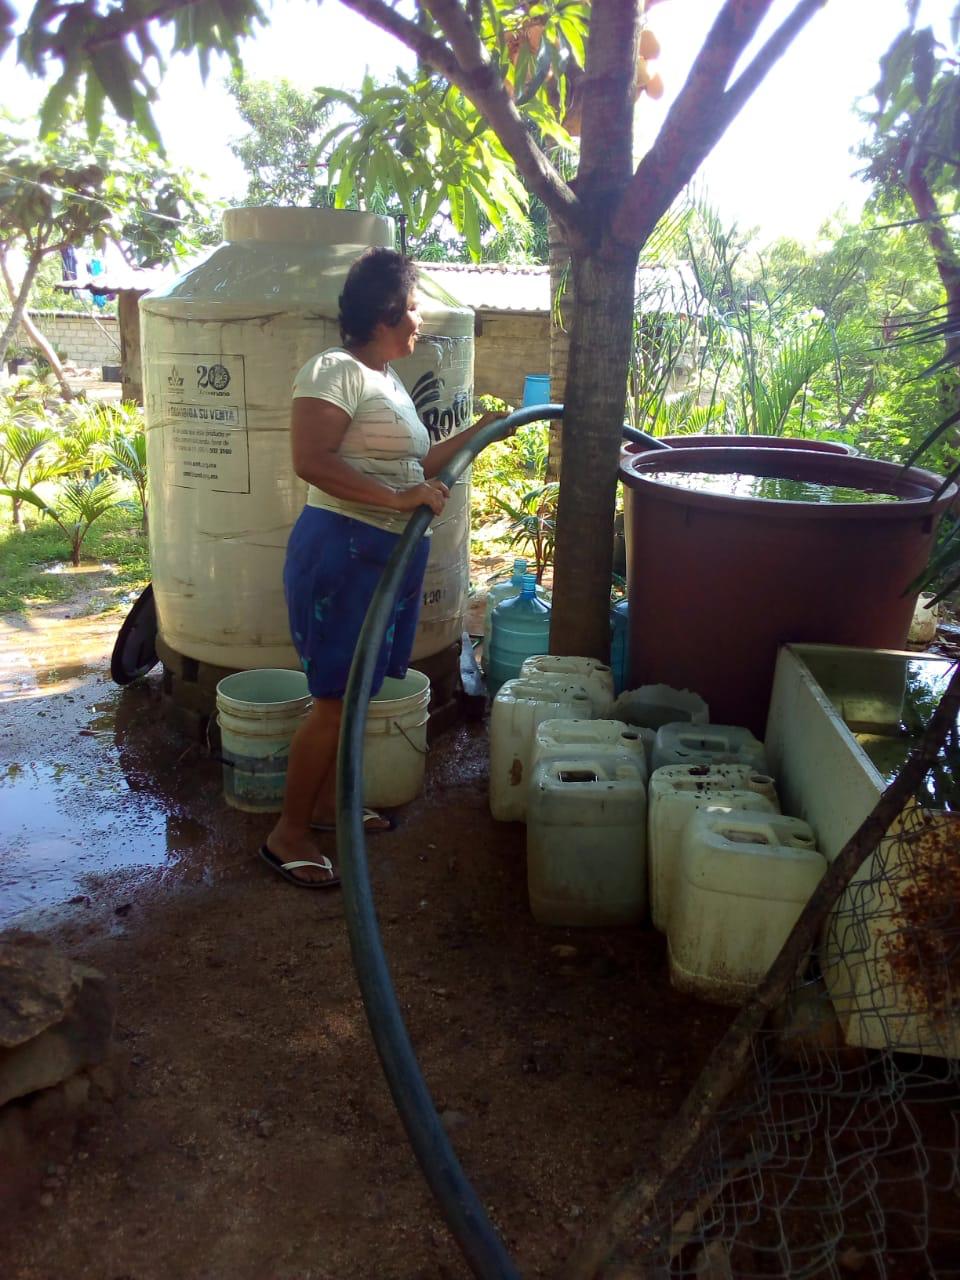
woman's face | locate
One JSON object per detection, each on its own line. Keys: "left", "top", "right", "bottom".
{"left": 382, "top": 290, "right": 421, "bottom": 359}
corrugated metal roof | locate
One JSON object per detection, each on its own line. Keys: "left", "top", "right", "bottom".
{"left": 57, "top": 253, "right": 704, "bottom": 317}
{"left": 417, "top": 260, "right": 706, "bottom": 317}
{"left": 417, "top": 261, "right": 549, "bottom": 313}
{"left": 57, "top": 266, "right": 171, "bottom": 297}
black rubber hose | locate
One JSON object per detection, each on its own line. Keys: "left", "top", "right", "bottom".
{"left": 621, "top": 422, "right": 673, "bottom": 451}
{"left": 336, "top": 403, "right": 563, "bottom": 1279}
{"left": 335, "top": 405, "right": 670, "bottom": 1278}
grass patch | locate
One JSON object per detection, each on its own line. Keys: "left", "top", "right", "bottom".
{"left": 0, "top": 500, "right": 150, "bottom": 615}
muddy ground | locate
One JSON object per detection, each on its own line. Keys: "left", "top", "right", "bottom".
{"left": 0, "top": 587, "right": 735, "bottom": 1280}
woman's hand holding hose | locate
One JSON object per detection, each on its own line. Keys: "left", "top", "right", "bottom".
{"left": 394, "top": 479, "right": 449, "bottom": 516}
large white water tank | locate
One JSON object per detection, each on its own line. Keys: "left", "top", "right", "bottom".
{"left": 141, "top": 207, "right": 475, "bottom": 670}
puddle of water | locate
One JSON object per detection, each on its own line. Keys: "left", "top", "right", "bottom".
{"left": 37, "top": 661, "right": 103, "bottom": 687}
{"left": 0, "top": 662, "right": 39, "bottom": 701}
{"left": 0, "top": 760, "right": 195, "bottom": 927}
{"left": 1, "top": 657, "right": 103, "bottom": 702}
{"left": 42, "top": 562, "right": 115, "bottom": 576}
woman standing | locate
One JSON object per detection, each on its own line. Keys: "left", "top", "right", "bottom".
{"left": 261, "top": 247, "right": 504, "bottom": 887}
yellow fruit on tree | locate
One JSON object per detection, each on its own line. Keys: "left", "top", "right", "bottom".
{"left": 635, "top": 55, "right": 652, "bottom": 90}
{"left": 645, "top": 72, "right": 664, "bottom": 100}
{"left": 639, "top": 28, "right": 660, "bottom": 60}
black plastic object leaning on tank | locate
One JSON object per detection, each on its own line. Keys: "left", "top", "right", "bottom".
{"left": 110, "top": 582, "right": 160, "bottom": 685}
{"left": 336, "top": 406, "right": 668, "bottom": 1278}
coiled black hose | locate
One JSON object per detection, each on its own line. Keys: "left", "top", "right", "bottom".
{"left": 335, "top": 405, "right": 669, "bottom": 1278}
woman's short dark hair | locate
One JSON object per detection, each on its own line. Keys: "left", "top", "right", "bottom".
{"left": 338, "top": 248, "right": 419, "bottom": 346}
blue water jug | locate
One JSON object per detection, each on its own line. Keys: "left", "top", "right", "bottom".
{"left": 482, "top": 557, "right": 528, "bottom": 671}
{"left": 610, "top": 598, "right": 630, "bottom": 694}
{"left": 487, "top": 575, "right": 552, "bottom": 696}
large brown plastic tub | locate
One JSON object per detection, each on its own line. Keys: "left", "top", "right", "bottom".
{"left": 619, "top": 447, "right": 956, "bottom": 734}
{"left": 621, "top": 433, "right": 857, "bottom": 462}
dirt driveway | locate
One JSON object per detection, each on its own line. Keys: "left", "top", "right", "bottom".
{"left": 0, "top": 600, "right": 730, "bottom": 1279}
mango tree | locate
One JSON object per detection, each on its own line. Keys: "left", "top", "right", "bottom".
{"left": 8, "top": 0, "right": 830, "bottom": 658}
{"left": 860, "top": 16, "right": 960, "bottom": 365}
{"left": 854, "top": 14, "right": 960, "bottom": 604}
{"left": 226, "top": 69, "right": 337, "bottom": 208}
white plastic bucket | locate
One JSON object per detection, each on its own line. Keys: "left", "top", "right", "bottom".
{"left": 363, "top": 670, "right": 431, "bottom": 808}
{"left": 216, "top": 669, "right": 313, "bottom": 813}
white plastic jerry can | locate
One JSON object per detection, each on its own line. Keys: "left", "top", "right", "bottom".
{"left": 647, "top": 764, "right": 780, "bottom": 933}
{"left": 611, "top": 683, "right": 709, "bottom": 730}
{"left": 489, "top": 679, "right": 593, "bottom": 822}
{"left": 527, "top": 757, "right": 648, "bottom": 926}
{"left": 519, "top": 656, "right": 615, "bottom": 718}
{"left": 668, "top": 809, "right": 825, "bottom": 1005}
{"left": 531, "top": 718, "right": 648, "bottom": 784}
{"left": 651, "top": 722, "right": 768, "bottom": 773}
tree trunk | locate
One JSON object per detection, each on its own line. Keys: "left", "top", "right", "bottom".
{"left": 904, "top": 161, "right": 960, "bottom": 362}
{"left": 0, "top": 251, "right": 74, "bottom": 399}
{"left": 903, "top": 160, "right": 960, "bottom": 444}
{"left": 0, "top": 249, "right": 42, "bottom": 364}
{"left": 547, "top": 214, "right": 572, "bottom": 482}
{"left": 549, "top": 244, "right": 639, "bottom": 660}
{"left": 15, "top": 313, "right": 74, "bottom": 402}
{"left": 547, "top": 0, "right": 641, "bottom": 659}
{"left": 118, "top": 288, "right": 147, "bottom": 404}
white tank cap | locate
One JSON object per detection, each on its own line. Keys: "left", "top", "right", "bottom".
{"left": 222, "top": 207, "right": 395, "bottom": 248}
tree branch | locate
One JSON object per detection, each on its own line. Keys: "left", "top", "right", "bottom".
{"left": 905, "top": 159, "right": 960, "bottom": 360}
{"left": 564, "top": 661, "right": 960, "bottom": 1279}
{"left": 0, "top": 251, "right": 74, "bottom": 399}
{"left": 576, "top": 0, "right": 642, "bottom": 190}
{"left": 336, "top": 0, "right": 582, "bottom": 234}
{"left": 337, "top": 0, "right": 465, "bottom": 83}
{"left": 422, "top": 0, "right": 485, "bottom": 70}
{"left": 0, "top": 249, "right": 42, "bottom": 364}
{"left": 611, "top": 0, "right": 826, "bottom": 250}
{"left": 722, "top": 0, "right": 828, "bottom": 120}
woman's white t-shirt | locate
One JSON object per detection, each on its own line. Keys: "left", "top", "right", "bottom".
{"left": 292, "top": 348, "right": 430, "bottom": 534}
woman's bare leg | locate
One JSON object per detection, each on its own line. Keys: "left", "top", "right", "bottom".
{"left": 265, "top": 697, "right": 342, "bottom": 884}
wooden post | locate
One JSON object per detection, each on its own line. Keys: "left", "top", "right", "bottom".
{"left": 118, "top": 288, "right": 148, "bottom": 405}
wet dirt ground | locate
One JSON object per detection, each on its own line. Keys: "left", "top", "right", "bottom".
{"left": 0, "top": 596, "right": 733, "bottom": 1279}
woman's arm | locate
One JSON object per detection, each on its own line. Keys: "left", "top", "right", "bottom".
{"left": 292, "top": 398, "right": 447, "bottom": 515}
{"left": 421, "top": 411, "right": 510, "bottom": 479}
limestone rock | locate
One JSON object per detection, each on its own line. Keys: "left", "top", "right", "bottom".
{"left": 0, "top": 933, "right": 113, "bottom": 1107}
{"left": 0, "top": 934, "right": 77, "bottom": 1047}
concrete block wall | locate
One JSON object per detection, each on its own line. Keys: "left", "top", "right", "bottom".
{"left": 3, "top": 310, "right": 120, "bottom": 368}
{"left": 5, "top": 306, "right": 549, "bottom": 402}
{"left": 473, "top": 311, "right": 550, "bottom": 407}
